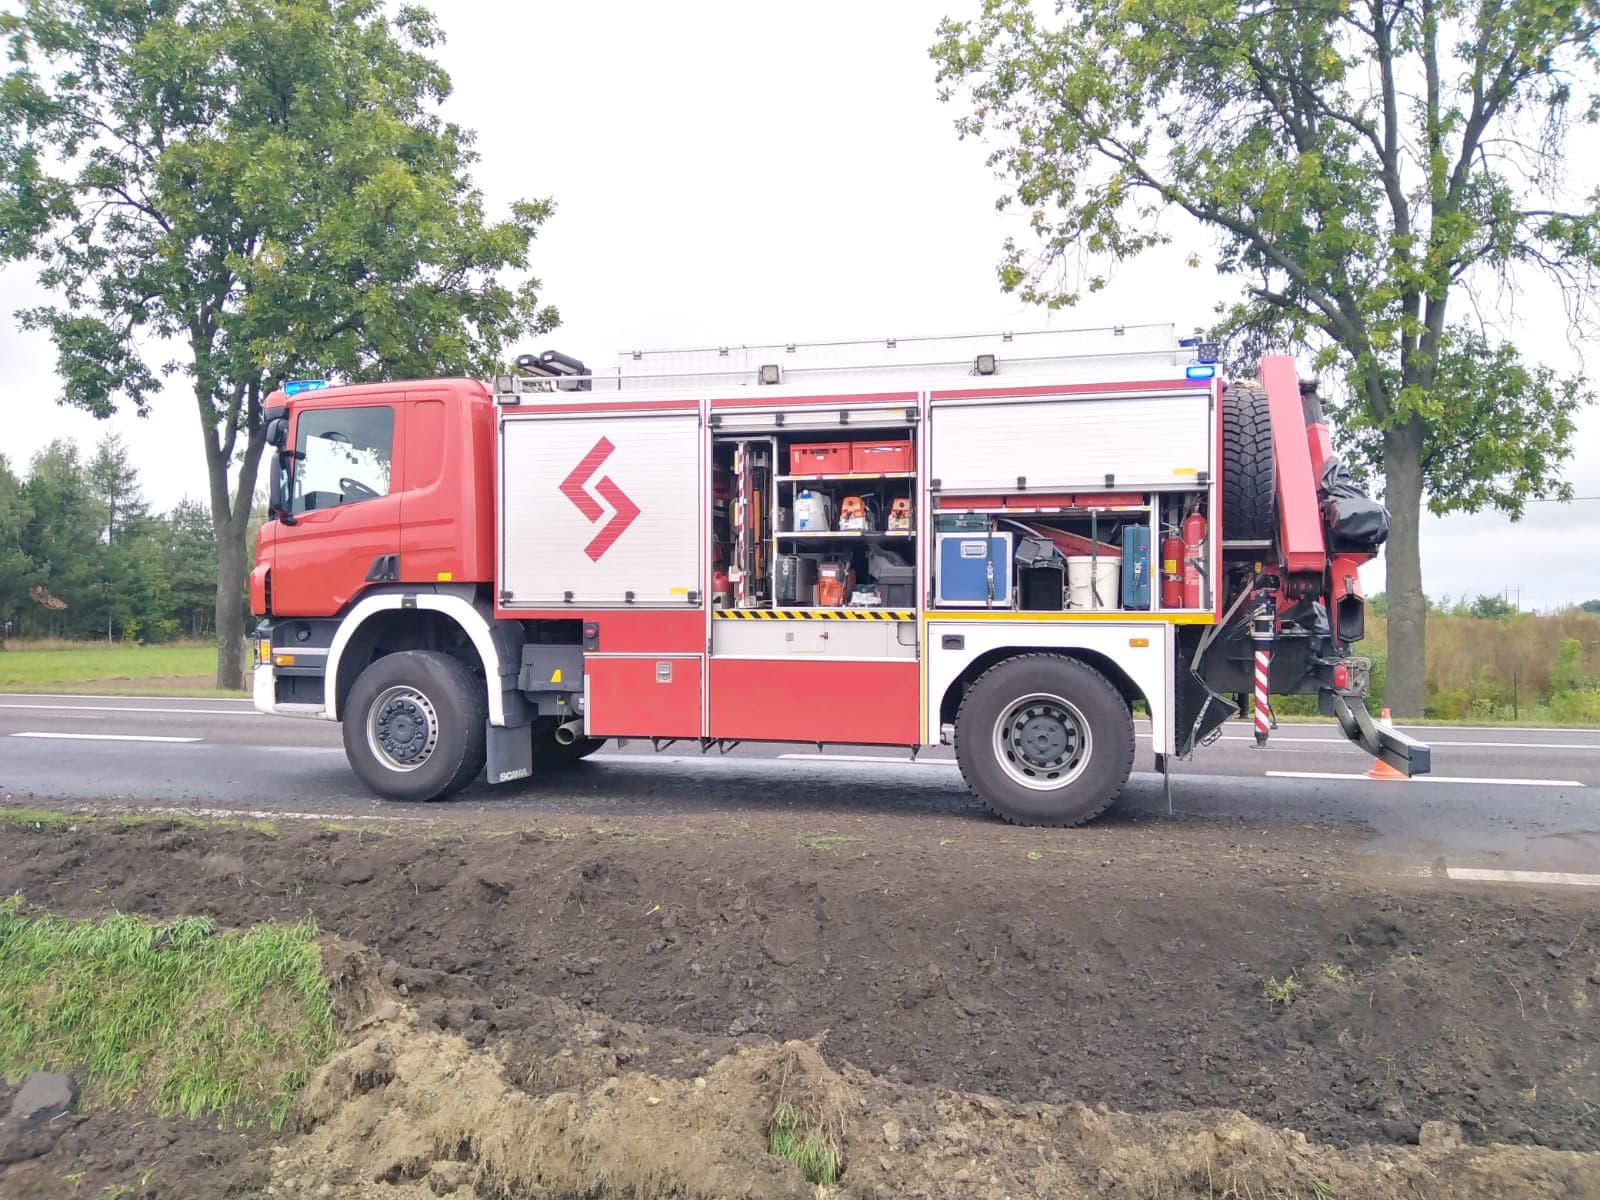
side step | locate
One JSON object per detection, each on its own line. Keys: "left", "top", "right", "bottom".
{"left": 1326, "top": 693, "right": 1432, "bottom": 776}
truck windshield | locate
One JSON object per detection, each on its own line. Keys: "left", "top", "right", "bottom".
{"left": 292, "top": 406, "right": 395, "bottom": 514}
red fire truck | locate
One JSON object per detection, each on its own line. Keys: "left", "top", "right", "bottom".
{"left": 249, "top": 325, "right": 1428, "bottom": 826}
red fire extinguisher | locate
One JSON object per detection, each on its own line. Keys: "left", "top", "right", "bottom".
{"left": 1181, "top": 510, "right": 1207, "bottom": 609}
{"left": 1160, "top": 531, "right": 1185, "bottom": 608}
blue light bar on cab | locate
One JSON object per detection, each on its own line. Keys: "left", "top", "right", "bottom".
{"left": 284, "top": 379, "right": 329, "bottom": 396}
{"left": 1185, "top": 364, "right": 1216, "bottom": 380}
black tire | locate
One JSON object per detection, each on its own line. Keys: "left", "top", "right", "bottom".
{"left": 531, "top": 731, "right": 607, "bottom": 768}
{"left": 954, "top": 654, "right": 1135, "bottom": 827}
{"left": 1221, "top": 382, "right": 1276, "bottom": 543}
{"left": 342, "top": 651, "right": 487, "bottom": 803}
{"left": 555, "top": 736, "right": 607, "bottom": 762}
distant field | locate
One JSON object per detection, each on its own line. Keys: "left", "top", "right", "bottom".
{"left": 0, "top": 640, "right": 242, "bottom": 696}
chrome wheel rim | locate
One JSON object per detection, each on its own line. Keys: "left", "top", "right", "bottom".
{"left": 366, "top": 685, "right": 440, "bottom": 772}
{"left": 992, "top": 692, "right": 1092, "bottom": 790}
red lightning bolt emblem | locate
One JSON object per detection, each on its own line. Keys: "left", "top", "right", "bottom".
{"left": 558, "top": 437, "right": 640, "bottom": 561}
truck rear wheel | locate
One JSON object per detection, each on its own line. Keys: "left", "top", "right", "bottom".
{"left": 343, "top": 651, "right": 487, "bottom": 803}
{"left": 954, "top": 654, "right": 1134, "bottom": 827}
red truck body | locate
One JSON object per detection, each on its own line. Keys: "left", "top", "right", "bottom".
{"left": 250, "top": 325, "right": 1427, "bottom": 825}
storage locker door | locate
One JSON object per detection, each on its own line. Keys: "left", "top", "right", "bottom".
{"left": 500, "top": 411, "right": 701, "bottom": 607}
{"left": 930, "top": 390, "right": 1212, "bottom": 492}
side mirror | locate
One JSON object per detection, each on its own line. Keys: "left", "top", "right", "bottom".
{"left": 265, "top": 416, "right": 288, "bottom": 448}
{"left": 267, "top": 446, "right": 297, "bottom": 526}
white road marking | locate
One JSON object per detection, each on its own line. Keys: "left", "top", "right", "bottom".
{"left": 1445, "top": 867, "right": 1600, "bottom": 887}
{"left": 0, "top": 692, "right": 255, "bottom": 704}
{"left": 1266, "top": 770, "right": 1582, "bottom": 787}
{"left": 0, "top": 703, "right": 258, "bottom": 716}
{"left": 778, "top": 753, "right": 958, "bottom": 766}
{"left": 1192, "top": 734, "right": 1600, "bottom": 750}
{"left": 11, "top": 731, "right": 202, "bottom": 744}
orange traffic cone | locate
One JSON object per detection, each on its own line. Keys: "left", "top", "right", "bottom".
{"left": 1366, "top": 708, "right": 1407, "bottom": 779}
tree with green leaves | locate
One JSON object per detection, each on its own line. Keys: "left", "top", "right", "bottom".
{"left": 1468, "top": 593, "right": 1516, "bottom": 620}
{"left": 161, "top": 498, "right": 220, "bottom": 639}
{"left": 2, "top": 0, "right": 558, "bottom": 688}
{"left": 87, "top": 431, "right": 149, "bottom": 545}
{"left": 933, "top": 0, "right": 1597, "bottom": 715}
{"left": 19, "top": 440, "right": 101, "bottom": 639}
{"left": 0, "top": 454, "right": 37, "bottom": 639}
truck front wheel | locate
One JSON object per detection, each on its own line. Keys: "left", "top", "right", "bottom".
{"left": 954, "top": 654, "right": 1134, "bottom": 827}
{"left": 343, "top": 651, "right": 487, "bottom": 803}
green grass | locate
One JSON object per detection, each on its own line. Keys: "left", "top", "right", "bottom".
{"left": 0, "top": 896, "right": 340, "bottom": 1128}
{"left": 795, "top": 833, "right": 862, "bottom": 853}
{"left": 591, "top": 824, "right": 671, "bottom": 845}
{"left": 115, "top": 812, "right": 206, "bottom": 830}
{"left": 0, "top": 807, "right": 85, "bottom": 831}
{"left": 768, "top": 1102, "right": 841, "bottom": 1187}
{"left": 1262, "top": 975, "right": 1304, "bottom": 1006}
{"left": 0, "top": 641, "right": 242, "bottom": 695}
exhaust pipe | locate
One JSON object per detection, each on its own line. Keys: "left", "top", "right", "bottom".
{"left": 553, "top": 718, "right": 585, "bottom": 746}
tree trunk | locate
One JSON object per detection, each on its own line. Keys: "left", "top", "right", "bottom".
{"left": 1382, "top": 420, "right": 1427, "bottom": 717}
{"left": 214, "top": 522, "right": 248, "bottom": 691}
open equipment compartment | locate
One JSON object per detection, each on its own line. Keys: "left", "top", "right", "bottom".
{"left": 925, "top": 376, "right": 1216, "bottom": 615}
{"left": 928, "top": 490, "right": 1214, "bottom": 613}
{"left": 711, "top": 436, "right": 777, "bottom": 609}
{"left": 711, "top": 419, "right": 921, "bottom": 613}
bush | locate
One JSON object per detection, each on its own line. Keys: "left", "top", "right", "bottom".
{"left": 1365, "top": 650, "right": 1386, "bottom": 710}
{"left": 1551, "top": 637, "right": 1598, "bottom": 695}
{"left": 1425, "top": 688, "right": 1472, "bottom": 721}
{"left": 1273, "top": 694, "right": 1319, "bottom": 717}
{"left": 1548, "top": 689, "right": 1600, "bottom": 725}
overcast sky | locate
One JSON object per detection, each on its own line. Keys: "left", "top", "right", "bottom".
{"left": 2, "top": 1, "right": 1596, "bottom": 609}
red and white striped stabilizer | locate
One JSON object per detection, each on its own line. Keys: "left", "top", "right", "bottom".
{"left": 1252, "top": 649, "right": 1271, "bottom": 746}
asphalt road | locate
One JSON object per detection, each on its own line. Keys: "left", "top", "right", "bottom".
{"left": 3, "top": 692, "right": 1597, "bottom": 881}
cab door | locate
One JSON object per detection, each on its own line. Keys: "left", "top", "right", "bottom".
{"left": 271, "top": 400, "right": 403, "bottom": 618}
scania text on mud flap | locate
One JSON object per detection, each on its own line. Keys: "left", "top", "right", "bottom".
{"left": 249, "top": 325, "right": 1428, "bottom": 825}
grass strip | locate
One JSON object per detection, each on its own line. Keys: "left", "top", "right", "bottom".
{"left": 769, "top": 1101, "right": 842, "bottom": 1187}
{"left": 0, "top": 896, "right": 339, "bottom": 1128}
{"left": 0, "top": 644, "right": 218, "bottom": 687}
{"left": 0, "top": 808, "right": 85, "bottom": 830}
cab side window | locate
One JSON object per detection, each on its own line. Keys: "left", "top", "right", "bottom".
{"left": 293, "top": 406, "right": 395, "bottom": 513}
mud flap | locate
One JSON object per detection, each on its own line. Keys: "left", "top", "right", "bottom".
{"left": 1325, "top": 692, "right": 1431, "bottom": 776}
{"left": 1179, "top": 692, "right": 1237, "bottom": 757}
{"left": 485, "top": 721, "right": 533, "bottom": 785}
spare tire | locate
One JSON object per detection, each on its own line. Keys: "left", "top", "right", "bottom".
{"left": 1221, "top": 382, "right": 1276, "bottom": 543}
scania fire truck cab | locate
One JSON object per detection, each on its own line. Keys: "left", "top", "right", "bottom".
{"left": 250, "top": 325, "right": 1429, "bottom": 826}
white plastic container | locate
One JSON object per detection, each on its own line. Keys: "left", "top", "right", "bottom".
{"left": 1066, "top": 556, "right": 1121, "bottom": 608}
{"left": 794, "top": 490, "right": 834, "bottom": 531}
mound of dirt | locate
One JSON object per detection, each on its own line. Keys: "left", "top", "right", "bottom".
{"left": 273, "top": 995, "right": 1600, "bottom": 1200}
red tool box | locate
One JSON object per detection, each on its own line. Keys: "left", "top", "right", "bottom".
{"left": 788, "top": 442, "right": 852, "bottom": 476}
{"left": 850, "top": 439, "right": 913, "bottom": 474}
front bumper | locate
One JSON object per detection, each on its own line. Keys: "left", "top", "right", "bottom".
{"left": 252, "top": 662, "right": 275, "bottom": 715}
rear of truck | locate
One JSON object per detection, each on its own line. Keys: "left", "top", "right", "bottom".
{"left": 1175, "top": 358, "right": 1430, "bottom": 778}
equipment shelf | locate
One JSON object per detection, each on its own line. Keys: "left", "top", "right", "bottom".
{"left": 775, "top": 531, "right": 916, "bottom": 539}
{"left": 776, "top": 472, "right": 916, "bottom": 483}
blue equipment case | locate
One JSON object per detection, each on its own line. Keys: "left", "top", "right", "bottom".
{"left": 935, "top": 532, "right": 1013, "bottom": 607}
{"left": 1121, "top": 525, "right": 1152, "bottom": 609}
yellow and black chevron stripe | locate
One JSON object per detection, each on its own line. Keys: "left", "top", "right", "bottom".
{"left": 714, "top": 609, "right": 915, "bottom": 621}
